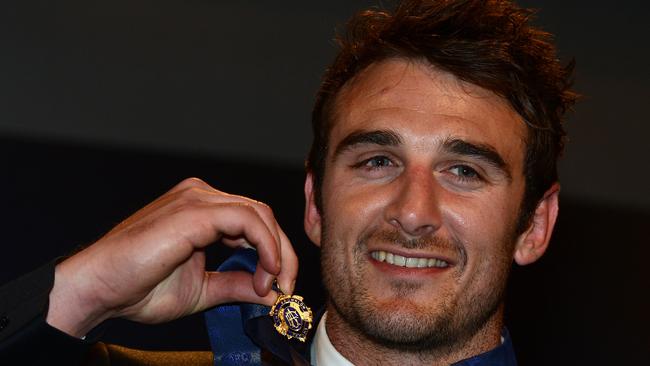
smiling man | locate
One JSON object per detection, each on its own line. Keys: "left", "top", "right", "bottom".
{"left": 0, "top": 0, "right": 576, "bottom": 365}
{"left": 306, "top": 60, "right": 537, "bottom": 365}
{"left": 302, "top": 0, "right": 577, "bottom": 364}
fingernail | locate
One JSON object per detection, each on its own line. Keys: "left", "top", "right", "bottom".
{"left": 282, "top": 279, "right": 295, "bottom": 295}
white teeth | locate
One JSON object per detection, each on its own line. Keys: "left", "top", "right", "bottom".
{"left": 370, "top": 250, "right": 449, "bottom": 268}
{"left": 378, "top": 251, "right": 386, "bottom": 261}
{"left": 393, "top": 254, "right": 406, "bottom": 266}
{"left": 405, "top": 257, "right": 419, "bottom": 268}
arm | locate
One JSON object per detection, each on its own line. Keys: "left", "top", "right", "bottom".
{"left": 1, "top": 177, "right": 299, "bottom": 360}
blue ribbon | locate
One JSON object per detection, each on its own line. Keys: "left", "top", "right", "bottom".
{"left": 204, "top": 248, "right": 268, "bottom": 366}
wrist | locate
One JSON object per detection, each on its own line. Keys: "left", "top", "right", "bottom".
{"left": 46, "top": 256, "right": 114, "bottom": 338}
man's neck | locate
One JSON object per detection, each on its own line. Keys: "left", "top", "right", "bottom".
{"left": 324, "top": 307, "right": 504, "bottom": 365}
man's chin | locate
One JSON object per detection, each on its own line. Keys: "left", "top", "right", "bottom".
{"left": 373, "top": 297, "right": 432, "bottom": 321}
{"left": 342, "top": 291, "right": 505, "bottom": 355}
{"left": 341, "top": 297, "right": 457, "bottom": 350}
{"left": 365, "top": 288, "right": 446, "bottom": 323}
{"left": 356, "top": 308, "right": 457, "bottom": 352}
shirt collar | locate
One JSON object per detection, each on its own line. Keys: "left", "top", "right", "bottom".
{"left": 310, "top": 312, "right": 354, "bottom": 366}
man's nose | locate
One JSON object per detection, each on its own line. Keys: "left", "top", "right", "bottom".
{"left": 385, "top": 167, "right": 442, "bottom": 237}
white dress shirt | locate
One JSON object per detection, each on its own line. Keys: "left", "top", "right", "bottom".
{"left": 310, "top": 312, "right": 355, "bottom": 366}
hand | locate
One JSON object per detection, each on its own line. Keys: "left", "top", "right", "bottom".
{"left": 46, "top": 178, "right": 298, "bottom": 337}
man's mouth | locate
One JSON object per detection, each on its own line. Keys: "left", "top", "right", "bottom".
{"left": 370, "top": 250, "right": 450, "bottom": 268}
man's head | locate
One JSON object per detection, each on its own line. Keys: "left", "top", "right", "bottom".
{"left": 307, "top": 0, "right": 577, "bottom": 234}
{"left": 303, "top": 0, "right": 576, "bottom": 362}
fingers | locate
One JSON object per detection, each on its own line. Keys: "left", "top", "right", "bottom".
{"left": 202, "top": 271, "right": 279, "bottom": 308}
{"left": 210, "top": 201, "right": 297, "bottom": 296}
{"left": 253, "top": 262, "right": 276, "bottom": 297}
{"left": 187, "top": 203, "right": 282, "bottom": 278}
{"left": 155, "top": 178, "right": 298, "bottom": 301}
{"left": 165, "top": 180, "right": 288, "bottom": 281}
{"left": 166, "top": 180, "right": 283, "bottom": 256}
{"left": 276, "top": 227, "right": 299, "bottom": 295}
{"left": 218, "top": 198, "right": 283, "bottom": 271}
{"left": 168, "top": 180, "right": 281, "bottom": 246}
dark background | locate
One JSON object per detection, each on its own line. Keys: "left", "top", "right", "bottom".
{"left": 1, "top": 1, "right": 648, "bottom": 364}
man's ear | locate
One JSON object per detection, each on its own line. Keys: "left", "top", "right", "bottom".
{"left": 514, "top": 183, "right": 560, "bottom": 266}
{"left": 304, "top": 172, "right": 323, "bottom": 247}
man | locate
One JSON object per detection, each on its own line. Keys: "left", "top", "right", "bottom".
{"left": 0, "top": 0, "right": 576, "bottom": 364}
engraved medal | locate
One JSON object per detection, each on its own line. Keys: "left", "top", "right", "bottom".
{"left": 269, "top": 282, "right": 313, "bottom": 342}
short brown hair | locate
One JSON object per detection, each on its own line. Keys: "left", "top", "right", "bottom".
{"left": 307, "top": 0, "right": 578, "bottom": 233}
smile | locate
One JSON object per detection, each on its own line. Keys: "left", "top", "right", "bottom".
{"left": 370, "top": 250, "right": 450, "bottom": 268}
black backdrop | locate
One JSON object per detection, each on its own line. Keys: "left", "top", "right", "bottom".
{"left": 2, "top": 136, "right": 648, "bottom": 365}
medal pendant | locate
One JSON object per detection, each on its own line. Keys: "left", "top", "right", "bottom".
{"left": 269, "top": 293, "right": 313, "bottom": 342}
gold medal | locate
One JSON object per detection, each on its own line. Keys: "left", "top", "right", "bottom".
{"left": 269, "top": 282, "right": 313, "bottom": 342}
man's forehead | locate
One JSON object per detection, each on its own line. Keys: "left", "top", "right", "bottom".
{"left": 327, "top": 58, "right": 527, "bottom": 161}
{"left": 334, "top": 58, "right": 502, "bottom": 114}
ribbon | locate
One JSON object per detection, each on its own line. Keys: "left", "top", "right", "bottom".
{"left": 204, "top": 248, "right": 268, "bottom": 366}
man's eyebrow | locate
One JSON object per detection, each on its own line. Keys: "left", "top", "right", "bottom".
{"left": 442, "top": 138, "right": 512, "bottom": 180}
{"left": 332, "top": 129, "right": 403, "bottom": 159}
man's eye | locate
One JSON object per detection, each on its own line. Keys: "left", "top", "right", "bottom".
{"left": 352, "top": 155, "right": 395, "bottom": 170}
{"left": 448, "top": 165, "right": 479, "bottom": 179}
{"left": 363, "top": 156, "right": 393, "bottom": 169}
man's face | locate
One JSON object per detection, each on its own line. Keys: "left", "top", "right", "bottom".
{"left": 305, "top": 59, "right": 536, "bottom": 351}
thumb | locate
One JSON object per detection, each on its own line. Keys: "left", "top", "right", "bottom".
{"left": 199, "top": 271, "right": 278, "bottom": 310}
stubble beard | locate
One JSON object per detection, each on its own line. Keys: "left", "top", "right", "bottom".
{"left": 320, "top": 222, "right": 514, "bottom": 356}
